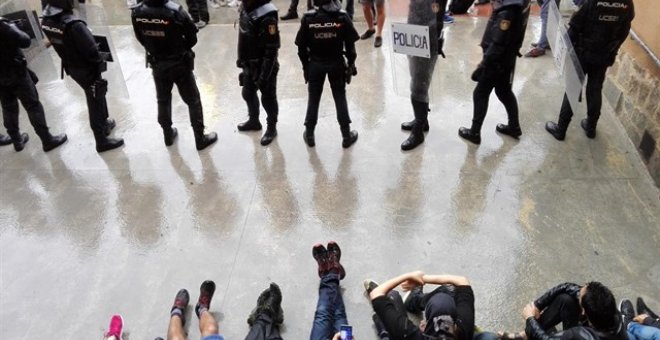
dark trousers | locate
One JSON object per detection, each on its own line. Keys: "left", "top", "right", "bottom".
{"left": 288, "top": 0, "right": 313, "bottom": 13}
{"left": 152, "top": 61, "right": 205, "bottom": 133}
{"left": 471, "top": 68, "right": 519, "bottom": 132}
{"left": 305, "top": 61, "right": 351, "bottom": 129}
{"left": 245, "top": 314, "right": 283, "bottom": 340}
{"left": 310, "top": 273, "right": 348, "bottom": 340}
{"left": 0, "top": 69, "right": 50, "bottom": 139}
{"left": 187, "top": 0, "right": 210, "bottom": 22}
{"left": 537, "top": 293, "right": 581, "bottom": 331}
{"left": 242, "top": 64, "right": 279, "bottom": 126}
{"left": 558, "top": 61, "right": 607, "bottom": 128}
{"left": 69, "top": 69, "right": 110, "bottom": 137}
{"left": 403, "top": 285, "right": 455, "bottom": 314}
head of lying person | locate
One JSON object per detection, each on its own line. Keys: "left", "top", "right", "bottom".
{"left": 421, "top": 293, "right": 458, "bottom": 340}
{"left": 579, "top": 282, "right": 621, "bottom": 332}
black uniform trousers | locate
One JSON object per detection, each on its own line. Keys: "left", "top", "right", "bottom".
{"left": 244, "top": 314, "right": 283, "bottom": 340}
{"left": 472, "top": 67, "right": 519, "bottom": 132}
{"left": 305, "top": 60, "right": 351, "bottom": 128}
{"left": 242, "top": 63, "right": 279, "bottom": 126}
{"left": 0, "top": 69, "right": 50, "bottom": 139}
{"left": 68, "top": 68, "right": 110, "bottom": 137}
{"left": 558, "top": 60, "right": 607, "bottom": 128}
{"left": 187, "top": 0, "right": 210, "bottom": 23}
{"left": 288, "top": 0, "right": 313, "bottom": 14}
{"left": 152, "top": 61, "right": 205, "bottom": 133}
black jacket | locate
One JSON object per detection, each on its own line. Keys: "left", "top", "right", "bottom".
{"left": 295, "top": 8, "right": 359, "bottom": 67}
{"left": 0, "top": 18, "right": 31, "bottom": 85}
{"left": 480, "top": 0, "right": 531, "bottom": 71}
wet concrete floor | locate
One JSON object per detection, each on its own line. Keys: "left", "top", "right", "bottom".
{"left": 0, "top": 1, "right": 659, "bottom": 339}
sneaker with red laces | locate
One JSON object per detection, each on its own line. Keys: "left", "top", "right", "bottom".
{"left": 171, "top": 289, "right": 190, "bottom": 325}
{"left": 195, "top": 280, "right": 216, "bottom": 318}
{"left": 327, "top": 241, "right": 346, "bottom": 280}
{"left": 105, "top": 314, "right": 123, "bottom": 340}
{"left": 524, "top": 47, "right": 546, "bottom": 57}
{"left": 312, "top": 244, "right": 329, "bottom": 277}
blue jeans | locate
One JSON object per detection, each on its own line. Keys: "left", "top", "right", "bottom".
{"left": 628, "top": 322, "right": 660, "bottom": 340}
{"left": 537, "top": 0, "right": 559, "bottom": 49}
{"left": 310, "top": 273, "right": 348, "bottom": 340}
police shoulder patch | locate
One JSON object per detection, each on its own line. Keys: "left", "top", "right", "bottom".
{"left": 499, "top": 19, "right": 511, "bottom": 31}
{"left": 268, "top": 24, "right": 277, "bottom": 35}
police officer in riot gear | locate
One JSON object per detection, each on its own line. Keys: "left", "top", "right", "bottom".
{"left": 131, "top": 0, "right": 218, "bottom": 150}
{"left": 400, "top": 0, "right": 447, "bottom": 151}
{"left": 41, "top": 0, "right": 124, "bottom": 153}
{"left": 458, "top": 0, "right": 530, "bottom": 145}
{"left": 545, "top": 0, "right": 634, "bottom": 141}
{"left": 0, "top": 17, "right": 67, "bottom": 152}
{"left": 295, "top": 0, "right": 359, "bottom": 148}
{"left": 236, "top": 0, "right": 281, "bottom": 146}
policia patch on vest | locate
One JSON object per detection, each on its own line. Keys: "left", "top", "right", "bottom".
{"left": 499, "top": 19, "right": 511, "bottom": 31}
{"left": 268, "top": 24, "right": 276, "bottom": 35}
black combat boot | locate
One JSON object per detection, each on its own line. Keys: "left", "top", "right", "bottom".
{"left": 545, "top": 121, "right": 568, "bottom": 141}
{"left": 260, "top": 124, "right": 277, "bottom": 146}
{"left": 580, "top": 119, "right": 596, "bottom": 139}
{"left": 280, "top": 11, "right": 298, "bottom": 20}
{"left": 401, "top": 99, "right": 429, "bottom": 150}
{"left": 104, "top": 118, "right": 116, "bottom": 136}
{"left": 340, "top": 125, "right": 358, "bottom": 148}
{"left": 163, "top": 127, "right": 178, "bottom": 146}
{"left": 401, "top": 119, "right": 429, "bottom": 132}
{"left": 401, "top": 123, "right": 424, "bottom": 151}
{"left": 0, "top": 134, "right": 11, "bottom": 146}
{"left": 95, "top": 134, "right": 124, "bottom": 153}
{"left": 40, "top": 133, "right": 68, "bottom": 152}
{"left": 195, "top": 130, "right": 218, "bottom": 151}
{"left": 303, "top": 127, "right": 315, "bottom": 147}
{"left": 237, "top": 118, "right": 262, "bottom": 132}
{"left": 496, "top": 123, "right": 522, "bottom": 139}
{"left": 10, "top": 132, "right": 29, "bottom": 152}
{"left": 458, "top": 127, "right": 481, "bottom": 144}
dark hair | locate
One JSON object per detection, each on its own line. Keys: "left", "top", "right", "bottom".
{"left": 581, "top": 282, "right": 618, "bottom": 331}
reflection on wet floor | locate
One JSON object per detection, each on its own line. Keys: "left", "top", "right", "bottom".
{"left": 0, "top": 1, "right": 659, "bottom": 339}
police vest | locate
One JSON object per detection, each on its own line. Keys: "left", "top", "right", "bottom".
{"left": 238, "top": 3, "right": 278, "bottom": 61}
{"left": 578, "top": 0, "right": 633, "bottom": 64}
{"left": 132, "top": 1, "right": 188, "bottom": 60}
{"left": 41, "top": 14, "right": 84, "bottom": 70}
{"left": 301, "top": 10, "right": 350, "bottom": 61}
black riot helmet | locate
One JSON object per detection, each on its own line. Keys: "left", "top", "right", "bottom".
{"left": 42, "top": 0, "right": 74, "bottom": 17}
{"left": 491, "top": 0, "right": 524, "bottom": 10}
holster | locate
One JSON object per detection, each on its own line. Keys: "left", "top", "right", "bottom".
{"left": 90, "top": 78, "right": 108, "bottom": 99}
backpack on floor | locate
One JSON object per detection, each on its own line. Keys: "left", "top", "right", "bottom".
{"left": 449, "top": 0, "right": 474, "bottom": 14}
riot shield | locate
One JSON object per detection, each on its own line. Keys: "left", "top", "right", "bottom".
{"left": 74, "top": 3, "right": 129, "bottom": 99}
{"left": 0, "top": 0, "right": 60, "bottom": 82}
{"left": 388, "top": 0, "right": 442, "bottom": 101}
{"left": 547, "top": 0, "right": 584, "bottom": 115}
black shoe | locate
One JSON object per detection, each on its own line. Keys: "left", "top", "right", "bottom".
{"left": 637, "top": 297, "right": 659, "bottom": 319}
{"left": 0, "top": 134, "right": 11, "bottom": 146}
{"left": 312, "top": 243, "right": 329, "bottom": 278}
{"left": 401, "top": 131, "right": 424, "bottom": 151}
{"left": 372, "top": 313, "right": 389, "bottom": 338}
{"left": 248, "top": 285, "right": 271, "bottom": 326}
{"left": 545, "top": 121, "right": 566, "bottom": 141}
{"left": 363, "top": 279, "right": 379, "bottom": 294}
{"left": 42, "top": 133, "right": 68, "bottom": 152}
{"left": 327, "top": 241, "right": 346, "bottom": 280}
{"left": 195, "top": 132, "right": 218, "bottom": 151}
{"left": 260, "top": 126, "right": 277, "bottom": 146}
{"left": 96, "top": 137, "right": 124, "bottom": 153}
{"left": 620, "top": 299, "right": 635, "bottom": 329}
{"left": 171, "top": 289, "right": 190, "bottom": 326}
{"left": 401, "top": 120, "right": 429, "bottom": 132}
{"left": 104, "top": 118, "right": 116, "bottom": 136}
{"left": 341, "top": 130, "right": 358, "bottom": 148}
{"left": 11, "top": 133, "right": 29, "bottom": 152}
{"left": 266, "top": 283, "right": 283, "bottom": 324}
{"left": 360, "top": 29, "right": 375, "bottom": 40}
{"left": 164, "top": 127, "right": 178, "bottom": 146}
{"left": 458, "top": 127, "right": 481, "bottom": 145}
{"left": 580, "top": 119, "right": 596, "bottom": 139}
{"left": 303, "top": 128, "right": 315, "bottom": 147}
{"left": 237, "top": 119, "right": 262, "bottom": 132}
{"left": 374, "top": 36, "right": 383, "bottom": 48}
{"left": 195, "top": 280, "right": 216, "bottom": 318}
{"left": 280, "top": 11, "right": 298, "bottom": 20}
{"left": 495, "top": 124, "right": 522, "bottom": 139}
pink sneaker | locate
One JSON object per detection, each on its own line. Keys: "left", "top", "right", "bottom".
{"left": 105, "top": 314, "right": 123, "bottom": 340}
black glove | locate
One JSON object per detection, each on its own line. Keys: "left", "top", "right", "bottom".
{"left": 471, "top": 65, "right": 484, "bottom": 82}
{"left": 345, "top": 64, "right": 357, "bottom": 84}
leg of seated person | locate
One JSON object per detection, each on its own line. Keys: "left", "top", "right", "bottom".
{"left": 628, "top": 322, "right": 660, "bottom": 340}
{"left": 537, "top": 294, "right": 580, "bottom": 331}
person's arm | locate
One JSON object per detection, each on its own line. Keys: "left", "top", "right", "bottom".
{"left": 480, "top": 6, "right": 516, "bottom": 69}
{"left": 70, "top": 21, "right": 104, "bottom": 66}
{"left": 257, "top": 14, "right": 280, "bottom": 85}
{"left": 421, "top": 274, "right": 470, "bottom": 286}
{"left": 638, "top": 315, "right": 660, "bottom": 329}
{"left": 369, "top": 271, "right": 424, "bottom": 300}
{"left": 533, "top": 282, "right": 581, "bottom": 311}
{"left": 343, "top": 15, "right": 359, "bottom": 66}
{"left": 525, "top": 317, "right": 576, "bottom": 340}
{"left": 567, "top": 0, "right": 590, "bottom": 45}
{"left": 178, "top": 7, "right": 198, "bottom": 49}
{"left": 1, "top": 20, "right": 32, "bottom": 48}
{"left": 294, "top": 16, "right": 310, "bottom": 81}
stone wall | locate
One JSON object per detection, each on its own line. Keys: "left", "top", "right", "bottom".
{"left": 604, "top": 37, "right": 660, "bottom": 185}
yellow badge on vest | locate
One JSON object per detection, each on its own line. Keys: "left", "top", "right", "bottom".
{"left": 499, "top": 19, "right": 511, "bottom": 31}
{"left": 268, "top": 24, "right": 277, "bottom": 35}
